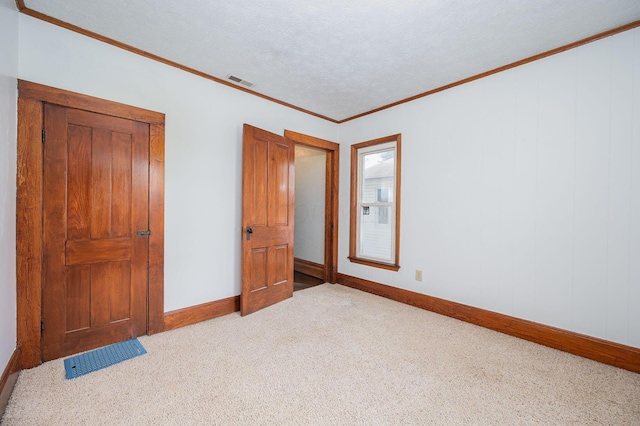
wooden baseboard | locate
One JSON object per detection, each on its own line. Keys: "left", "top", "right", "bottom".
{"left": 164, "top": 296, "right": 240, "bottom": 331}
{"left": 294, "top": 258, "right": 325, "bottom": 281}
{"left": 336, "top": 273, "right": 640, "bottom": 373}
{"left": 0, "top": 349, "right": 21, "bottom": 417}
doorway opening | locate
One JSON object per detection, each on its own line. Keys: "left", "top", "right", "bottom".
{"left": 285, "top": 131, "right": 339, "bottom": 291}
{"left": 294, "top": 144, "right": 326, "bottom": 291}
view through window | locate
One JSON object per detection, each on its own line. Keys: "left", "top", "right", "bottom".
{"left": 349, "top": 134, "right": 401, "bottom": 271}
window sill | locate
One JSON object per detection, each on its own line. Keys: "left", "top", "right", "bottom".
{"left": 348, "top": 256, "right": 400, "bottom": 271}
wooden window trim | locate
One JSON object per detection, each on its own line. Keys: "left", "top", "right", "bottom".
{"left": 349, "top": 134, "right": 401, "bottom": 271}
{"left": 16, "top": 80, "right": 165, "bottom": 368}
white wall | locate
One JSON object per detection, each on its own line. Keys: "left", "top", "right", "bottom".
{"left": 0, "top": 0, "right": 18, "bottom": 369}
{"left": 339, "top": 27, "right": 640, "bottom": 349}
{"left": 17, "top": 14, "right": 338, "bottom": 311}
{"left": 294, "top": 149, "right": 326, "bottom": 264}
{"left": 12, "top": 10, "right": 640, "bottom": 351}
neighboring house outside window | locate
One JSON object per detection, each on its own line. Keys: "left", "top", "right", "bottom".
{"left": 349, "top": 134, "right": 401, "bottom": 271}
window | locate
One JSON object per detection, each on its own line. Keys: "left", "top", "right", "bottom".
{"left": 349, "top": 134, "right": 401, "bottom": 271}
{"left": 378, "top": 206, "right": 389, "bottom": 225}
{"left": 376, "top": 188, "right": 389, "bottom": 224}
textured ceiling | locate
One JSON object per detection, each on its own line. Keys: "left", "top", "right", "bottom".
{"left": 22, "top": 0, "right": 640, "bottom": 121}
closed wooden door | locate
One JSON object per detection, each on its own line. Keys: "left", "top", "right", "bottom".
{"left": 42, "top": 103, "right": 150, "bottom": 361}
{"left": 241, "top": 124, "right": 295, "bottom": 315}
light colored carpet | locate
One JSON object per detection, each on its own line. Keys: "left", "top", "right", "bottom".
{"left": 2, "top": 284, "right": 639, "bottom": 425}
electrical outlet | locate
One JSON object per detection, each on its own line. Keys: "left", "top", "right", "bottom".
{"left": 415, "top": 270, "right": 423, "bottom": 282}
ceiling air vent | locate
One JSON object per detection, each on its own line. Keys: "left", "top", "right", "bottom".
{"left": 226, "top": 74, "right": 255, "bottom": 88}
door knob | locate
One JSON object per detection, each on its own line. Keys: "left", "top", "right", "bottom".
{"left": 246, "top": 226, "right": 253, "bottom": 240}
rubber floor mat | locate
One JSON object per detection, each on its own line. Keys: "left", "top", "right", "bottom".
{"left": 63, "top": 338, "right": 147, "bottom": 379}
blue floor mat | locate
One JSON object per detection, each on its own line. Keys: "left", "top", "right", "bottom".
{"left": 64, "top": 338, "right": 147, "bottom": 379}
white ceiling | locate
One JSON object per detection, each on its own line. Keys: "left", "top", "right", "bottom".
{"left": 22, "top": 0, "right": 640, "bottom": 121}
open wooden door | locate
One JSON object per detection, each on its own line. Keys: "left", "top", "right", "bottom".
{"left": 241, "top": 124, "right": 295, "bottom": 315}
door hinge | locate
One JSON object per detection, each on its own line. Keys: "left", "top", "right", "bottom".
{"left": 42, "top": 129, "right": 45, "bottom": 143}
{"left": 41, "top": 319, "right": 45, "bottom": 333}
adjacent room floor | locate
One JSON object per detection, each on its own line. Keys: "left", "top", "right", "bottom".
{"left": 293, "top": 271, "right": 324, "bottom": 292}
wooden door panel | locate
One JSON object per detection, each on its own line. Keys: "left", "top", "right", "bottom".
{"left": 67, "top": 125, "right": 92, "bottom": 240}
{"left": 249, "top": 248, "right": 268, "bottom": 292}
{"left": 272, "top": 245, "right": 290, "bottom": 285}
{"left": 87, "top": 262, "right": 133, "bottom": 327}
{"left": 42, "top": 103, "right": 149, "bottom": 361}
{"left": 111, "top": 132, "right": 133, "bottom": 238}
{"left": 65, "top": 266, "right": 91, "bottom": 332}
{"left": 66, "top": 238, "right": 133, "bottom": 265}
{"left": 90, "top": 263, "right": 115, "bottom": 326}
{"left": 91, "top": 127, "right": 115, "bottom": 239}
{"left": 252, "top": 139, "right": 269, "bottom": 227}
{"left": 241, "top": 124, "right": 295, "bottom": 315}
{"left": 272, "top": 143, "right": 291, "bottom": 226}
{"left": 108, "top": 261, "right": 132, "bottom": 322}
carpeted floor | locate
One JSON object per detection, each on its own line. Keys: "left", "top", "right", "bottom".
{"left": 2, "top": 284, "right": 639, "bottom": 425}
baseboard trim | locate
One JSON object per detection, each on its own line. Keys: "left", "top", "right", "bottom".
{"left": 336, "top": 273, "right": 640, "bottom": 373}
{"left": 0, "top": 349, "right": 21, "bottom": 417}
{"left": 294, "top": 258, "right": 325, "bottom": 280}
{"left": 164, "top": 296, "right": 240, "bottom": 331}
